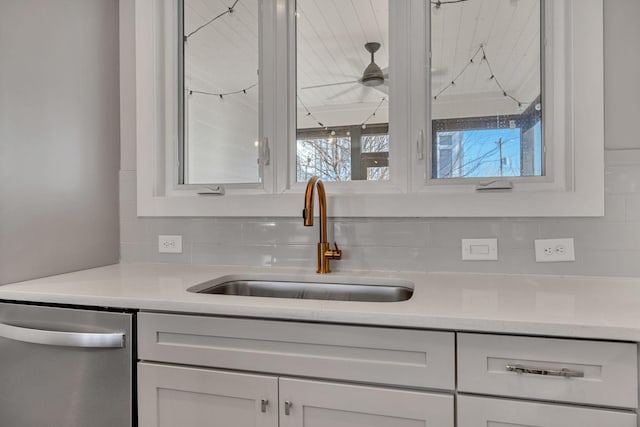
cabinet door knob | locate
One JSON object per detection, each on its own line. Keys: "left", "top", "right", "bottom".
{"left": 260, "top": 399, "right": 268, "bottom": 413}
{"left": 284, "top": 401, "right": 292, "bottom": 416}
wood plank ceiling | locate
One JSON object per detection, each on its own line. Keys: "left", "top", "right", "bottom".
{"left": 184, "top": 0, "right": 540, "bottom": 128}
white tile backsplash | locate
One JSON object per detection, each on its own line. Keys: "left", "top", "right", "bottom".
{"left": 120, "top": 150, "right": 640, "bottom": 277}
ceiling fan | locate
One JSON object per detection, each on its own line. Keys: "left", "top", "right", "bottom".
{"left": 301, "top": 42, "right": 388, "bottom": 95}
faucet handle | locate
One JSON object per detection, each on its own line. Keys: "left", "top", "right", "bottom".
{"left": 327, "top": 242, "right": 342, "bottom": 259}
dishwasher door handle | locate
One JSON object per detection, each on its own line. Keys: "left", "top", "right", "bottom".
{"left": 0, "top": 322, "right": 125, "bottom": 348}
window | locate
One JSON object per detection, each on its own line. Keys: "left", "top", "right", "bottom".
{"left": 135, "top": 0, "right": 604, "bottom": 217}
{"left": 295, "top": 0, "right": 391, "bottom": 184}
{"left": 432, "top": 107, "right": 543, "bottom": 179}
{"left": 429, "top": 0, "right": 543, "bottom": 181}
{"left": 296, "top": 124, "right": 389, "bottom": 182}
{"left": 180, "top": 0, "right": 261, "bottom": 186}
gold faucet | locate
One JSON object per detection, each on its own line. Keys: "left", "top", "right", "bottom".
{"left": 303, "top": 176, "right": 342, "bottom": 273}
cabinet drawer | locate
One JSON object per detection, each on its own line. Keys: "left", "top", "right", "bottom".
{"left": 457, "top": 395, "right": 637, "bottom": 427}
{"left": 458, "top": 333, "right": 638, "bottom": 408}
{"left": 138, "top": 312, "right": 455, "bottom": 390}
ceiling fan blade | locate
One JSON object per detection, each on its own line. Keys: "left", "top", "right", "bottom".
{"left": 329, "top": 84, "right": 361, "bottom": 99}
{"left": 357, "top": 86, "right": 369, "bottom": 103}
{"left": 301, "top": 80, "right": 360, "bottom": 90}
{"left": 373, "top": 83, "right": 389, "bottom": 95}
{"left": 380, "top": 66, "right": 389, "bottom": 78}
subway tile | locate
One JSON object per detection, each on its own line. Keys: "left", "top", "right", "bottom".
{"left": 117, "top": 154, "right": 640, "bottom": 276}
{"left": 539, "top": 221, "right": 640, "bottom": 252}
{"left": 192, "top": 243, "right": 275, "bottom": 267}
{"left": 120, "top": 241, "right": 192, "bottom": 264}
{"left": 334, "top": 219, "right": 429, "bottom": 248}
{"left": 120, "top": 220, "right": 146, "bottom": 244}
{"left": 605, "top": 149, "right": 640, "bottom": 167}
{"left": 120, "top": 243, "right": 153, "bottom": 263}
{"left": 272, "top": 244, "right": 317, "bottom": 268}
{"left": 334, "top": 246, "right": 428, "bottom": 273}
{"left": 424, "top": 247, "right": 515, "bottom": 274}
{"left": 241, "top": 220, "right": 319, "bottom": 245}
{"left": 189, "top": 219, "right": 243, "bottom": 244}
{"left": 605, "top": 165, "right": 640, "bottom": 194}
{"left": 529, "top": 250, "right": 640, "bottom": 277}
{"left": 427, "top": 220, "right": 502, "bottom": 249}
{"left": 603, "top": 194, "right": 626, "bottom": 222}
{"left": 626, "top": 195, "right": 640, "bottom": 221}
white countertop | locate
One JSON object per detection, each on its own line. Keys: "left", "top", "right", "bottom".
{"left": 1, "top": 263, "right": 640, "bottom": 341}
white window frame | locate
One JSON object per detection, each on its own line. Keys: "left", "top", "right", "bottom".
{"left": 135, "top": 0, "right": 603, "bottom": 217}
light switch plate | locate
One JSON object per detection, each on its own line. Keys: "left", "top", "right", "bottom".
{"left": 158, "top": 235, "right": 183, "bottom": 253}
{"left": 461, "top": 238, "right": 498, "bottom": 261}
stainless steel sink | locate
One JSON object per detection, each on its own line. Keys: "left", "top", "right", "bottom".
{"left": 189, "top": 279, "right": 413, "bottom": 302}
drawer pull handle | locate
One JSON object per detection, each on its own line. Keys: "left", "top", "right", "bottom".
{"left": 284, "top": 401, "right": 292, "bottom": 416}
{"left": 506, "top": 364, "right": 584, "bottom": 378}
{"left": 261, "top": 399, "right": 268, "bottom": 413}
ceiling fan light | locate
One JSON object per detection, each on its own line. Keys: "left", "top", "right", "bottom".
{"left": 362, "top": 76, "right": 384, "bottom": 87}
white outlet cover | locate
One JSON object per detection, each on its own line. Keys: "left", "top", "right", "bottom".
{"left": 534, "top": 238, "right": 575, "bottom": 262}
{"left": 158, "top": 235, "right": 183, "bottom": 254}
{"left": 461, "top": 238, "right": 498, "bottom": 261}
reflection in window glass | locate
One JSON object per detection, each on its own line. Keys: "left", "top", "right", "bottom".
{"left": 296, "top": 126, "right": 390, "bottom": 182}
{"left": 296, "top": 0, "right": 390, "bottom": 182}
{"left": 297, "top": 136, "right": 352, "bottom": 182}
{"left": 181, "top": 0, "right": 260, "bottom": 185}
{"left": 430, "top": 0, "right": 542, "bottom": 179}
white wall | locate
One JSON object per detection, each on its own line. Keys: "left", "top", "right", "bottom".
{"left": 604, "top": 0, "right": 640, "bottom": 150}
{"left": 120, "top": 0, "right": 640, "bottom": 277}
{"left": 0, "top": 0, "right": 120, "bottom": 284}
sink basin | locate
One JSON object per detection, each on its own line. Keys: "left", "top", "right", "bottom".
{"left": 188, "top": 277, "right": 413, "bottom": 302}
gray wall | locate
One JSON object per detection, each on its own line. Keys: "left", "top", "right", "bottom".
{"left": 0, "top": 0, "right": 121, "bottom": 284}
{"left": 120, "top": 0, "right": 640, "bottom": 277}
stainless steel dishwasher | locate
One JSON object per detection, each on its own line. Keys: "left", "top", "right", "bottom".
{"left": 0, "top": 302, "right": 133, "bottom": 427}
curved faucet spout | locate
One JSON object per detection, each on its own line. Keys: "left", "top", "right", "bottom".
{"left": 302, "top": 176, "right": 341, "bottom": 273}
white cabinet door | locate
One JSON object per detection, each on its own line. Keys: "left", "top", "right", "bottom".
{"left": 457, "top": 395, "right": 637, "bottom": 427}
{"left": 279, "top": 377, "right": 453, "bottom": 427}
{"left": 138, "top": 362, "right": 278, "bottom": 427}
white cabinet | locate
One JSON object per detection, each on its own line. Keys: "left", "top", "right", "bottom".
{"left": 138, "top": 312, "right": 455, "bottom": 389}
{"left": 137, "top": 363, "right": 453, "bottom": 427}
{"left": 457, "top": 333, "right": 637, "bottom": 426}
{"left": 138, "top": 363, "right": 278, "bottom": 427}
{"left": 137, "top": 313, "right": 637, "bottom": 427}
{"left": 137, "top": 312, "right": 456, "bottom": 427}
{"left": 279, "top": 378, "right": 453, "bottom": 427}
{"left": 457, "top": 333, "right": 638, "bottom": 408}
{"left": 457, "top": 395, "right": 637, "bottom": 427}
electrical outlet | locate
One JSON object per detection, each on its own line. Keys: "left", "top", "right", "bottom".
{"left": 158, "top": 235, "right": 182, "bottom": 254}
{"left": 534, "top": 238, "right": 575, "bottom": 262}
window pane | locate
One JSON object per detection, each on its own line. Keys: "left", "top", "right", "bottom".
{"left": 296, "top": 136, "right": 352, "bottom": 182}
{"left": 182, "top": 0, "right": 260, "bottom": 185}
{"left": 430, "top": 0, "right": 542, "bottom": 179}
{"left": 296, "top": 0, "right": 390, "bottom": 182}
